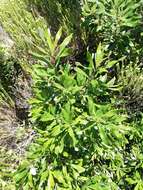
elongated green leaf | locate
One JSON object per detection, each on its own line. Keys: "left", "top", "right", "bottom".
{"left": 41, "top": 171, "right": 49, "bottom": 182}
{"left": 106, "top": 60, "right": 118, "bottom": 69}
{"left": 54, "top": 27, "right": 62, "bottom": 49}
{"left": 57, "top": 34, "right": 72, "bottom": 58}
{"left": 99, "top": 126, "right": 109, "bottom": 145}
{"left": 31, "top": 52, "right": 50, "bottom": 64}
{"left": 96, "top": 43, "right": 104, "bottom": 68}
{"left": 61, "top": 103, "right": 73, "bottom": 123}
{"left": 71, "top": 164, "right": 85, "bottom": 173}
{"left": 68, "top": 127, "right": 77, "bottom": 147}
{"left": 14, "top": 170, "right": 28, "bottom": 183}
{"left": 59, "top": 48, "right": 71, "bottom": 58}
{"left": 51, "top": 125, "right": 61, "bottom": 137}
{"left": 88, "top": 97, "right": 95, "bottom": 115}
{"left": 87, "top": 51, "right": 95, "bottom": 72}
{"left": 40, "top": 112, "right": 54, "bottom": 122}
{"left": 53, "top": 170, "right": 65, "bottom": 184}
{"left": 48, "top": 172, "right": 55, "bottom": 190}
{"left": 76, "top": 68, "right": 87, "bottom": 86}
{"left": 45, "top": 29, "right": 54, "bottom": 54}
{"left": 28, "top": 173, "right": 34, "bottom": 188}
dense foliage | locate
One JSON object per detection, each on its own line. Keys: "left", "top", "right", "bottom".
{"left": 0, "top": 0, "right": 143, "bottom": 190}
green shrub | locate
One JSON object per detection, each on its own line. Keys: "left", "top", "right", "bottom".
{"left": 82, "top": 0, "right": 142, "bottom": 60}
{"left": 14, "top": 32, "right": 134, "bottom": 189}
{"left": 14, "top": 59, "right": 143, "bottom": 189}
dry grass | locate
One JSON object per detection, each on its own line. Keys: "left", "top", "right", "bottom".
{"left": 0, "top": 106, "right": 33, "bottom": 189}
